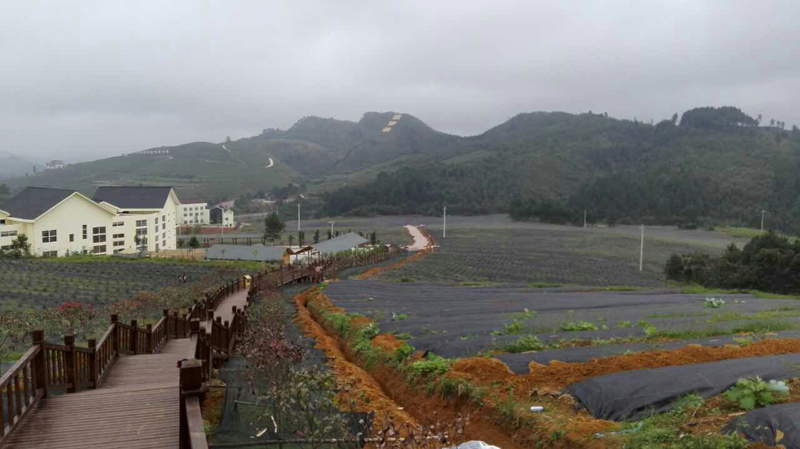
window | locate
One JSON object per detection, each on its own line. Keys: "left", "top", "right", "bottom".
{"left": 113, "top": 233, "right": 124, "bottom": 239}
{"left": 1, "top": 230, "right": 17, "bottom": 237}
{"left": 113, "top": 249, "right": 124, "bottom": 254}
{"left": 136, "top": 219, "right": 147, "bottom": 227}
{"left": 162, "top": 223, "right": 166, "bottom": 230}
{"left": 69, "top": 234, "right": 74, "bottom": 242}
{"left": 0, "top": 220, "right": 5, "bottom": 224}
{"left": 82, "top": 225, "right": 87, "bottom": 240}
{"left": 42, "top": 250, "right": 58, "bottom": 257}
{"left": 162, "top": 239, "right": 166, "bottom": 248}
{"left": 162, "top": 215, "right": 166, "bottom": 222}
{"left": 92, "top": 245, "right": 107, "bottom": 254}
{"left": 93, "top": 226, "right": 107, "bottom": 243}
{"left": 42, "top": 229, "right": 57, "bottom": 243}
{"left": 113, "top": 240, "right": 124, "bottom": 247}
{"left": 155, "top": 217, "right": 159, "bottom": 225}
{"left": 136, "top": 228, "right": 148, "bottom": 236}
{"left": 112, "top": 221, "right": 124, "bottom": 227}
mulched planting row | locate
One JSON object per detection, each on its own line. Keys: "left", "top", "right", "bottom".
{"left": 324, "top": 280, "right": 800, "bottom": 362}
{"left": 566, "top": 353, "right": 800, "bottom": 421}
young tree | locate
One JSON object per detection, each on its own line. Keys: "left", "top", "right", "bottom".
{"left": 264, "top": 212, "right": 285, "bottom": 244}
{"left": 327, "top": 229, "right": 332, "bottom": 240}
{"left": 370, "top": 231, "right": 377, "bottom": 246}
{"left": 188, "top": 236, "right": 200, "bottom": 255}
{"left": 1, "top": 234, "right": 30, "bottom": 258}
{"left": 298, "top": 231, "right": 305, "bottom": 246}
{"left": 313, "top": 230, "right": 320, "bottom": 244}
{"left": 288, "top": 234, "right": 295, "bottom": 247}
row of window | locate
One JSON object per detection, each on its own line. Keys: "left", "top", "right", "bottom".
{"left": 1, "top": 230, "right": 17, "bottom": 238}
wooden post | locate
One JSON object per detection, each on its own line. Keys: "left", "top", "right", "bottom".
{"left": 64, "top": 335, "right": 77, "bottom": 393}
{"left": 130, "top": 320, "right": 138, "bottom": 355}
{"left": 182, "top": 314, "right": 188, "bottom": 337}
{"left": 179, "top": 359, "right": 204, "bottom": 449}
{"left": 163, "top": 309, "right": 171, "bottom": 338}
{"left": 110, "top": 314, "right": 119, "bottom": 355}
{"left": 215, "top": 317, "right": 223, "bottom": 348}
{"left": 88, "top": 339, "right": 98, "bottom": 388}
{"left": 31, "top": 330, "right": 48, "bottom": 398}
{"left": 146, "top": 324, "right": 153, "bottom": 353}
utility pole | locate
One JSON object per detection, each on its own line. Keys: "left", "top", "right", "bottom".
{"left": 583, "top": 210, "right": 587, "bottom": 228}
{"left": 443, "top": 206, "right": 447, "bottom": 238}
{"left": 761, "top": 210, "right": 766, "bottom": 232}
{"left": 297, "top": 202, "right": 300, "bottom": 233}
{"left": 639, "top": 224, "right": 645, "bottom": 272}
{"left": 328, "top": 221, "right": 335, "bottom": 237}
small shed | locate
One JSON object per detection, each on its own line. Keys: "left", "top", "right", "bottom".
{"left": 312, "top": 232, "right": 369, "bottom": 256}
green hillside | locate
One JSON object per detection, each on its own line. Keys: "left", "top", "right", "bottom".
{"left": 322, "top": 108, "right": 800, "bottom": 233}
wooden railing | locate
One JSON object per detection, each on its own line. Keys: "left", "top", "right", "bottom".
{"left": 2, "top": 247, "right": 401, "bottom": 448}
{"left": 0, "top": 311, "right": 194, "bottom": 444}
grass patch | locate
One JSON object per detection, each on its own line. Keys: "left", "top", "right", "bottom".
{"left": 648, "top": 312, "right": 708, "bottom": 319}
{"left": 621, "top": 394, "right": 748, "bottom": 448}
{"left": 528, "top": 282, "right": 565, "bottom": 288}
{"left": 408, "top": 354, "right": 450, "bottom": 380}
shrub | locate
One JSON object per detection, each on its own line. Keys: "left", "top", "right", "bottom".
{"left": 705, "top": 297, "right": 726, "bottom": 308}
{"left": 724, "top": 377, "right": 789, "bottom": 410}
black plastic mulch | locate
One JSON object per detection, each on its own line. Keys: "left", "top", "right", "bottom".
{"left": 566, "top": 353, "right": 800, "bottom": 421}
{"left": 726, "top": 403, "right": 800, "bottom": 448}
{"left": 324, "top": 280, "right": 800, "bottom": 364}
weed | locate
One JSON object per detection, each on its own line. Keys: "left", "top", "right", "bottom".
{"left": 408, "top": 354, "right": 450, "bottom": 379}
{"left": 705, "top": 298, "right": 726, "bottom": 309}
{"left": 391, "top": 312, "right": 409, "bottom": 321}
{"left": 617, "top": 320, "right": 633, "bottom": 328}
{"left": 393, "top": 332, "right": 412, "bottom": 340}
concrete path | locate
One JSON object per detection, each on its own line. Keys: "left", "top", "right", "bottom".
{"left": 405, "top": 225, "right": 430, "bottom": 251}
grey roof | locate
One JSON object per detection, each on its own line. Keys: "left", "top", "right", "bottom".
{"left": 205, "top": 244, "right": 286, "bottom": 261}
{"left": 312, "top": 232, "right": 369, "bottom": 254}
{"left": 0, "top": 187, "right": 78, "bottom": 220}
{"left": 93, "top": 186, "right": 174, "bottom": 209}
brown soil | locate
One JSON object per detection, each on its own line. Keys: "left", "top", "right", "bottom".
{"left": 372, "top": 334, "right": 406, "bottom": 353}
{"left": 514, "top": 340, "right": 800, "bottom": 391}
{"left": 293, "top": 289, "right": 417, "bottom": 426}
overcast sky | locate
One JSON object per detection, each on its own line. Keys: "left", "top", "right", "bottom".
{"left": 3, "top": 1, "right": 799, "bottom": 162}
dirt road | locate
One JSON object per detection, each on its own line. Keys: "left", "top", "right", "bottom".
{"left": 405, "top": 225, "right": 430, "bottom": 251}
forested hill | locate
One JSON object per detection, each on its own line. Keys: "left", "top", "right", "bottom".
{"left": 322, "top": 107, "right": 800, "bottom": 233}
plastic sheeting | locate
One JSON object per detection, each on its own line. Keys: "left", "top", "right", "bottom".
{"left": 726, "top": 403, "right": 800, "bottom": 448}
{"left": 566, "top": 353, "right": 800, "bottom": 421}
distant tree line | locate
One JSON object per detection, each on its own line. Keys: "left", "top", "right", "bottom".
{"left": 665, "top": 232, "right": 800, "bottom": 294}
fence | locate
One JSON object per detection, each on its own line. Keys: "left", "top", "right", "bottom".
{"left": 1, "top": 245, "right": 402, "bottom": 448}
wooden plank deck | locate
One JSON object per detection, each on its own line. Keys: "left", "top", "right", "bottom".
{"left": 214, "top": 289, "right": 249, "bottom": 325}
{"left": 3, "top": 338, "right": 192, "bottom": 449}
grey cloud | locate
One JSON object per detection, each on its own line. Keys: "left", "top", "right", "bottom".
{"left": 1, "top": 0, "right": 798, "bottom": 161}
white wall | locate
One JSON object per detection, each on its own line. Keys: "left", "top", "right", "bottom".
{"left": 0, "top": 222, "right": 30, "bottom": 251}
{"left": 30, "top": 195, "right": 115, "bottom": 256}
{"left": 178, "top": 202, "right": 210, "bottom": 226}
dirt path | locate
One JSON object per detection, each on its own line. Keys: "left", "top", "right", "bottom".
{"left": 405, "top": 225, "right": 430, "bottom": 251}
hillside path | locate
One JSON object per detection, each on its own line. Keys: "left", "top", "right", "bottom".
{"left": 405, "top": 225, "right": 430, "bottom": 251}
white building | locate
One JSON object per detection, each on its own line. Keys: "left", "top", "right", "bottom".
{"left": 178, "top": 201, "right": 210, "bottom": 226}
{"left": 45, "top": 160, "right": 65, "bottom": 170}
{"left": 0, "top": 187, "right": 120, "bottom": 256}
{"left": 93, "top": 186, "right": 181, "bottom": 253}
{"left": 210, "top": 206, "right": 235, "bottom": 228}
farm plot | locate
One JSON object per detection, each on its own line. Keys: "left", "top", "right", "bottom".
{"left": 325, "top": 280, "right": 800, "bottom": 362}
{"left": 370, "top": 215, "right": 747, "bottom": 287}
{"left": 320, "top": 280, "right": 800, "bottom": 447}
{"left": 0, "top": 258, "right": 250, "bottom": 312}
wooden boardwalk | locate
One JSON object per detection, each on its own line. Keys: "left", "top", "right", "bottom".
{"left": 3, "top": 339, "right": 192, "bottom": 449}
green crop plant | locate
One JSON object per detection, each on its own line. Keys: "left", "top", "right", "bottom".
{"left": 617, "top": 320, "right": 633, "bottom": 328}
{"left": 724, "top": 377, "right": 789, "bottom": 410}
{"left": 503, "top": 335, "right": 547, "bottom": 353}
{"left": 705, "top": 297, "right": 726, "bottom": 308}
{"left": 391, "top": 312, "right": 409, "bottom": 321}
{"left": 511, "top": 308, "right": 537, "bottom": 320}
{"left": 560, "top": 321, "right": 597, "bottom": 332}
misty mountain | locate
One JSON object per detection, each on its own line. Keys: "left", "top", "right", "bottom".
{"left": 0, "top": 151, "right": 36, "bottom": 179}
